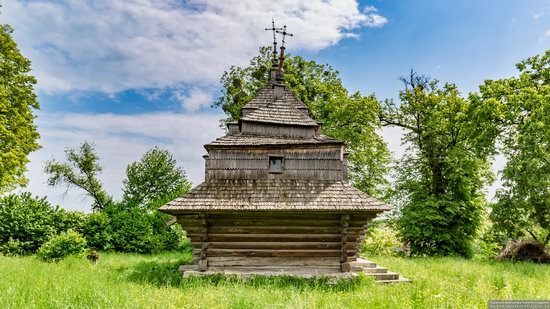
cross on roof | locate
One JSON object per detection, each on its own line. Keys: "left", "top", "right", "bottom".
{"left": 265, "top": 19, "right": 282, "bottom": 59}
{"left": 276, "top": 25, "right": 293, "bottom": 48}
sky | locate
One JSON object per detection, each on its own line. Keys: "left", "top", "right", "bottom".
{"left": 2, "top": 0, "right": 549, "bottom": 211}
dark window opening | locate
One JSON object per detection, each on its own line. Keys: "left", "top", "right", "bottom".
{"left": 269, "top": 156, "right": 284, "bottom": 173}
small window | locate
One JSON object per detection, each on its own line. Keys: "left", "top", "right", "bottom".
{"left": 269, "top": 156, "right": 284, "bottom": 173}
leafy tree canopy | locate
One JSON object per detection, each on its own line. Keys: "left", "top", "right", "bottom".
{"left": 122, "top": 147, "right": 192, "bottom": 211}
{"left": 214, "top": 47, "right": 390, "bottom": 196}
{"left": 44, "top": 141, "right": 112, "bottom": 212}
{"left": 0, "top": 24, "right": 41, "bottom": 193}
{"left": 382, "top": 71, "right": 496, "bottom": 257}
{"left": 473, "top": 50, "right": 550, "bottom": 245}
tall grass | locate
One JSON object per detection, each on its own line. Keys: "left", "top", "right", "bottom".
{"left": 1, "top": 252, "right": 549, "bottom": 308}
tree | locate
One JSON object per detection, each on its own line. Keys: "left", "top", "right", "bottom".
{"left": 44, "top": 141, "right": 112, "bottom": 211}
{"left": 473, "top": 50, "right": 550, "bottom": 245}
{"left": 214, "top": 47, "right": 390, "bottom": 196}
{"left": 0, "top": 193, "right": 56, "bottom": 255}
{"left": 122, "top": 147, "right": 192, "bottom": 211}
{"left": 0, "top": 24, "right": 41, "bottom": 193}
{"left": 381, "top": 71, "right": 495, "bottom": 257}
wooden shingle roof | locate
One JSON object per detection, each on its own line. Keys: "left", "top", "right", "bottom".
{"left": 205, "top": 134, "right": 342, "bottom": 148}
{"left": 241, "top": 100, "right": 318, "bottom": 126}
{"left": 243, "top": 86, "right": 308, "bottom": 110}
{"left": 159, "top": 180, "right": 390, "bottom": 213}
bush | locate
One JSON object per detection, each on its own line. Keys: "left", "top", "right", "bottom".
{"left": 81, "top": 203, "right": 189, "bottom": 254}
{"left": 37, "top": 230, "right": 88, "bottom": 262}
{"left": 0, "top": 193, "right": 57, "bottom": 255}
{"left": 361, "top": 224, "right": 404, "bottom": 256}
{"left": 474, "top": 224, "right": 508, "bottom": 259}
{"left": 54, "top": 209, "right": 87, "bottom": 234}
{"left": 81, "top": 211, "right": 114, "bottom": 251}
{"left": 0, "top": 193, "right": 86, "bottom": 256}
{"left": 497, "top": 240, "right": 550, "bottom": 264}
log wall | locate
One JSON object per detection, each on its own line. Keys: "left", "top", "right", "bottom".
{"left": 241, "top": 122, "right": 315, "bottom": 139}
{"left": 206, "top": 147, "right": 347, "bottom": 181}
{"left": 177, "top": 212, "right": 375, "bottom": 271}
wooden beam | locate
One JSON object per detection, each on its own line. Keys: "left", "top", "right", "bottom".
{"left": 340, "top": 214, "right": 351, "bottom": 272}
{"left": 198, "top": 214, "right": 208, "bottom": 271}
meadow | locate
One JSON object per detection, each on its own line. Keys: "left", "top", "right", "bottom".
{"left": 1, "top": 251, "right": 549, "bottom": 308}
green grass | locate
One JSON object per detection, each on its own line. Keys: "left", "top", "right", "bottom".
{"left": 1, "top": 252, "right": 549, "bottom": 308}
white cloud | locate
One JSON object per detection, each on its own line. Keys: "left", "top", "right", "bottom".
{"left": 173, "top": 88, "right": 213, "bottom": 112}
{"left": 4, "top": 0, "right": 387, "bottom": 94}
{"left": 544, "top": 29, "right": 550, "bottom": 39}
{"left": 21, "top": 111, "right": 223, "bottom": 211}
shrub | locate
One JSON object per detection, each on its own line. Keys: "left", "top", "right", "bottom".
{"left": 54, "top": 209, "right": 87, "bottom": 234}
{"left": 37, "top": 230, "right": 88, "bottom": 262}
{"left": 474, "top": 224, "right": 509, "bottom": 259}
{"left": 0, "top": 193, "right": 57, "bottom": 255}
{"left": 361, "top": 224, "right": 404, "bottom": 256}
{"left": 0, "top": 238, "right": 29, "bottom": 256}
{"left": 81, "top": 212, "right": 114, "bottom": 251}
{"left": 81, "top": 203, "right": 189, "bottom": 254}
{"left": 497, "top": 240, "right": 550, "bottom": 264}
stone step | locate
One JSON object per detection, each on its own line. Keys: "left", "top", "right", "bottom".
{"left": 376, "top": 277, "right": 412, "bottom": 284}
{"left": 360, "top": 266, "right": 388, "bottom": 274}
{"left": 350, "top": 258, "right": 377, "bottom": 268}
{"left": 363, "top": 271, "right": 400, "bottom": 281}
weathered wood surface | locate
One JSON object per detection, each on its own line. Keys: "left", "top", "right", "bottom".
{"left": 179, "top": 212, "right": 371, "bottom": 270}
{"left": 199, "top": 234, "right": 360, "bottom": 242}
{"left": 206, "top": 249, "right": 357, "bottom": 257}
{"left": 191, "top": 242, "right": 357, "bottom": 250}
{"left": 206, "top": 257, "right": 342, "bottom": 267}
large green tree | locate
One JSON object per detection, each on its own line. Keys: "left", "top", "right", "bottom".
{"left": 382, "top": 71, "right": 495, "bottom": 257}
{"left": 44, "top": 141, "right": 112, "bottom": 212}
{"left": 473, "top": 50, "right": 550, "bottom": 245}
{"left": 214, "top": 47, "right": 390, "bottom": 196}
{"left": 122, "top": 147, "right": 192, "bottom": 211}
{"left": 0, "top": 25, "right": 41, "bottom": 193}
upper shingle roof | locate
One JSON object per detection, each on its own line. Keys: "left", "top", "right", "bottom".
{"left": 205, "top": 134, "right": 342, "bottom": 148}
{"left": 159, "top": 180, "right": 390, "bottom": 212}
{"left": 239, "top": 85, "right": 318, "bottom": 126}
{"left": 241, "top": 98, "right": 319, "bottom": 126}
{"left": 243, "top": 86, "right": 308, "bottom": 110}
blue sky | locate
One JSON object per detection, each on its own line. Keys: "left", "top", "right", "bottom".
{"left": 3, "top": 0, "right": 549, "bottom": 211}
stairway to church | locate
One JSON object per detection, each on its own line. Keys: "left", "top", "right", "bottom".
{"left": 350, "top": 258, "right": 411, "bottom": 283}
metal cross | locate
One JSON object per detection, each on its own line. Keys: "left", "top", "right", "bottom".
{"left": 265, "top": 19, "right": 282, "bottom": 59}
{"left": 276, "top": 25, "right": 293, "bottom": 48}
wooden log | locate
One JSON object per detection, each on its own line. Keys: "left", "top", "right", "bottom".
{"left": 206, "top": 233, "right": 359, "bottom": 242}
{"left": 207, "top": 226, "right": 364, "bottom": 234}
{"left": 206, "top": 256, "right": 340, "bottom": 267}
{"left": 192, "top": 241, "right": 357, "bottom": 250}
{"left": 206, "top": 248, "right": 357, "bottom": 257}
{"left": 206, "top": 218, "right": 367, "bottom": 227}
{"left": 340, "top": 214, "right": 350, "bottom": 272}
{"left": 176, "top": 219, "right": 205, "bottom": 227}
{"left": 198, "top": 214, "right": 208, "bottom": 271}
{"left": 208, "top": 214, "right": 342, "bottom": 220}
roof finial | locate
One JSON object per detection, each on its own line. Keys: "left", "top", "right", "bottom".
{"left": 276, "top": 25, "right": 293, "bottom": 49}
{"left": 266, "top": 19, "right": 283, "bottom": 84}
{"left": 265, "top": 19, "right": 282, "bottom": 62}
{"left": 275, "top": 25, "right": 293, "bottom": 76}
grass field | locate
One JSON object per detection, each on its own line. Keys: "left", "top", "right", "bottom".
{"left": 1, "top": 251, "right": 549, "bottom": 308}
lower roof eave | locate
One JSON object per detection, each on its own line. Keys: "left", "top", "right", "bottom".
{"left": 158, "top": 207, "right": 390, "bottom": 216}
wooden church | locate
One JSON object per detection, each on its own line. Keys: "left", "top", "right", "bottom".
{"left": 160, "top": 26, "right": 405, "bottom": 282}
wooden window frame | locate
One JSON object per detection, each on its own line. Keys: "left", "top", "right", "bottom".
{"left": 268, "top": 155, "right": 284, "bottom": 174}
